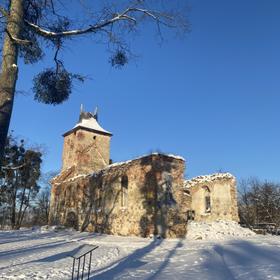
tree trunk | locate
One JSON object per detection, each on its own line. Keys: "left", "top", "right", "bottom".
{"left": 11, "top": 195, "right": 16, "bottom": 229}
{"left": 11, "top": 171, "right": 19, "bottom": 229}
{"left": 19, "top": 188, "right": 31, "bottom": 229}
{"left": 15, "top": 186, "right": 26, "bottom": 229}
{"left": 0, "top": 0, "right": 24, "bottom": 167}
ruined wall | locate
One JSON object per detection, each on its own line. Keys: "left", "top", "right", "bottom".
{"left": 62, "top": 128, "right": 111, "bottom": 173}
{"left": 185, "top": 173, "right": 239, "bottom": 222}
{"left": 49, "top": 154, "right": 189, "bottom": 238}
{"left": 49, "top": 173, "right": 91, "bottom": 229}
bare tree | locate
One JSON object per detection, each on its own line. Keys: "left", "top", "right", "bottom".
{"left": 0, "top": 0, "right": 189, "bottom": 166}
{"left": 238, "top": 178, "right": 280, "bottom": 227}
{"left": 33, "top": 188, "right": 50, "bottom": 225}
{"left": 32, "top": 171, "right": 57, "bottom": 225}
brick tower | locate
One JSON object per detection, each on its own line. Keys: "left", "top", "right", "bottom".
{"left": 61, "top": 106, "right": 112, "bottom": 174}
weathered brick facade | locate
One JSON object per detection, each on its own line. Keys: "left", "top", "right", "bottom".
{"left": 62, "top": 129, "right": 111, "bottom": 173}
{"left": 49, "top": 154, "right": 188, "bottom": 238}
{"left": 49, "top": 109, "right": 239, "bottom": 238}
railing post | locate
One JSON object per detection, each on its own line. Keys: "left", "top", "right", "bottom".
{"left": 87, "top": 251, "right": 92, "bottom": 279}
{"left": 77, "top": 258, "right": 80, "bottom": 280}
{"left": 81, "top": 255, "right": 86, "bottom": 280}
{"left": 70, "top": 245, "right": 98, "bottom": 280}
{"left": 72, "top": 258, "right": 75, "bottom": 280}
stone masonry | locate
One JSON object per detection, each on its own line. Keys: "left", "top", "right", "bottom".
{"left": 62, "top": 110, "right": 112, "bottom": 174}
{"left": 184, "top": 173, "right": 239, "bottom": 222}
{"left": 49, "top": 154, "right": 188, "bottom": 238}
{"left": 49, "top": 108, "right": 239, "bottom": 238}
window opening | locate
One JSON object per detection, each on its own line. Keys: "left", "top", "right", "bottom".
{"left": 205, "top": 196, "right": 211, "bottom": 213}
{"left": 121, "top": 175, "right": 128, "bottom": 207}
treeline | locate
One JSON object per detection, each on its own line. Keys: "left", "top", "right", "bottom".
{"left": 238, "top": 178, "right": 280, "bottom": 227}
{"left": 0, "top": 135, "right": 53, "bottom": 229}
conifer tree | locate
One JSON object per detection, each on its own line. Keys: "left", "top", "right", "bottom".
{"left": 0, "top": 135, "right": 42, "bottom": 229}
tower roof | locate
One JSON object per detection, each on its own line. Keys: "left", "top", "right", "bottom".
{"left": 63, "top": 106, "right": 112, "bottom": 137}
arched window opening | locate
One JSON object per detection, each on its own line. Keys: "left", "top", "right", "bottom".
{"left": 121, "top": 175, "right": 128, "bottom": 207}
{"left": 203, "top": 186, "right": 211, "bottom": 213}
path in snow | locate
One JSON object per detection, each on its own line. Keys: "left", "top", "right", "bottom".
{"left": 0, "top": 229, "right": 280, "bottom": 279}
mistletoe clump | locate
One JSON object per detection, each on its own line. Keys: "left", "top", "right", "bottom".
{"left": 33, "top": 68, "right": 72, "bottom": 105}
{"left": 110, "top": 50, "right": 128, "bottom": 68}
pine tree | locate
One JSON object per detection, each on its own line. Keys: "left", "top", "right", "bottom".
{"left": 0, "top": 135, "right": 42, "bottom": 229}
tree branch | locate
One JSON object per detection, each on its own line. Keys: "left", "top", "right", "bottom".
{"left": 2, "top": 163, "right": 26, "bottom": 170}
{"left": 0, "top": 6, "right": 8, "bottom": 18}
{"left": 24, "top": 7, "right": 174, "bottom": 39}
{"left": 5, "top": 29, "right": 32, "bottom": 46}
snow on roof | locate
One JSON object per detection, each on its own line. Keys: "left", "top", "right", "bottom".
{"left": 110, "top": 152, "right": 184, "bottom": 168}
{"left": 63, "top": 109, "right": 112, "bottom": 136}
{"left": 91, "top": 152, "right": 185, "bottom": 176}
{"left": 150, "top": 153, "right": 185, "bottom": 161}
{"left": 52, "top": 173, "right": 91, "bottom": 186}
{"left": 184, "top": 172, "right": 235, "bottom": 189}
{"left": 50, "top": 165, "right": 74, "bottom": 183}
{"left": 73, "top": 115, "right": 112, "bottom": 135}
{"left": 51, "top": 153, "right": 184, "bottom": 185}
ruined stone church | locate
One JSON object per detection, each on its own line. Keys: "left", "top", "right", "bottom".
{"left": 49, "top": 108, "right": 239, "bottom": 238}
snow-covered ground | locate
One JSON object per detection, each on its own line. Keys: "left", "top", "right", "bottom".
{"left": 1, "top": 226, "right": 280, "bottom": 280}
{"left": 187, "top": 220, "right": 256, "bottom": 240}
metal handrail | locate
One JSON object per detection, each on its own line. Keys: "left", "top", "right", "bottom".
{"left": 70, "top": 245, "right": 99, "bottom": 280}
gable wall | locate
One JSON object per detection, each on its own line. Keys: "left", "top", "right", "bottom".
{"left": 189, "top": 178, "right": 239, "bottom": 222}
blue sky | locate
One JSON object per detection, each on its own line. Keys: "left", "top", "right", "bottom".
{"left": 9, "top": 0, "right": 280, "bottom": 182}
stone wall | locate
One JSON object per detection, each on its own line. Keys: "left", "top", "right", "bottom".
{"left": 185, "top": 173, "right": 239, "bottom": 222}
{"left": 62, "top": 128, "right": 111, "bottom": 173}
{"left": 49, "top": 154, "right": 189, "bottom": 238}
{"left": 49, "top": 154, "right": 240, "bottom": 237}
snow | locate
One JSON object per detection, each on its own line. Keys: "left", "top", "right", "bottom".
{"left": 73, "top": 117, "right": 112, "bottom": 135}
{"left": 52, "top": 153, "right": 184, "bottom": 184}
{"left": 50, "top": 166, "right": 73, "bottom": 182}
{"left": 150, "top": 153, "right": 185, "bottom": 161}
{"left": 185, "top": 173, "right": 235, "bottom": 188}
{"left": 56, "top": 152, "right": 186, "bottom": 181}
{"left": 186, "top": 220, "right": 256, "bottom": 240}
{"left": 52, "top": 173, "right": 91, "bottom": 185}
{"left": 102, "top": 153, "right": 185, "bottom": 171}
{"left": 1, "top": 226, "right": 280, "bottom": 279}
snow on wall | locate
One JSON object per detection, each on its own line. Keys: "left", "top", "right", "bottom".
{"left": 105, "top": 153, "right": 185, "bottom": 171}
{"left": 52, "top": 153, "right": 185, "bottom": 185}
{"left": 184, "top": 173, "right": 235, "bottom": 189}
